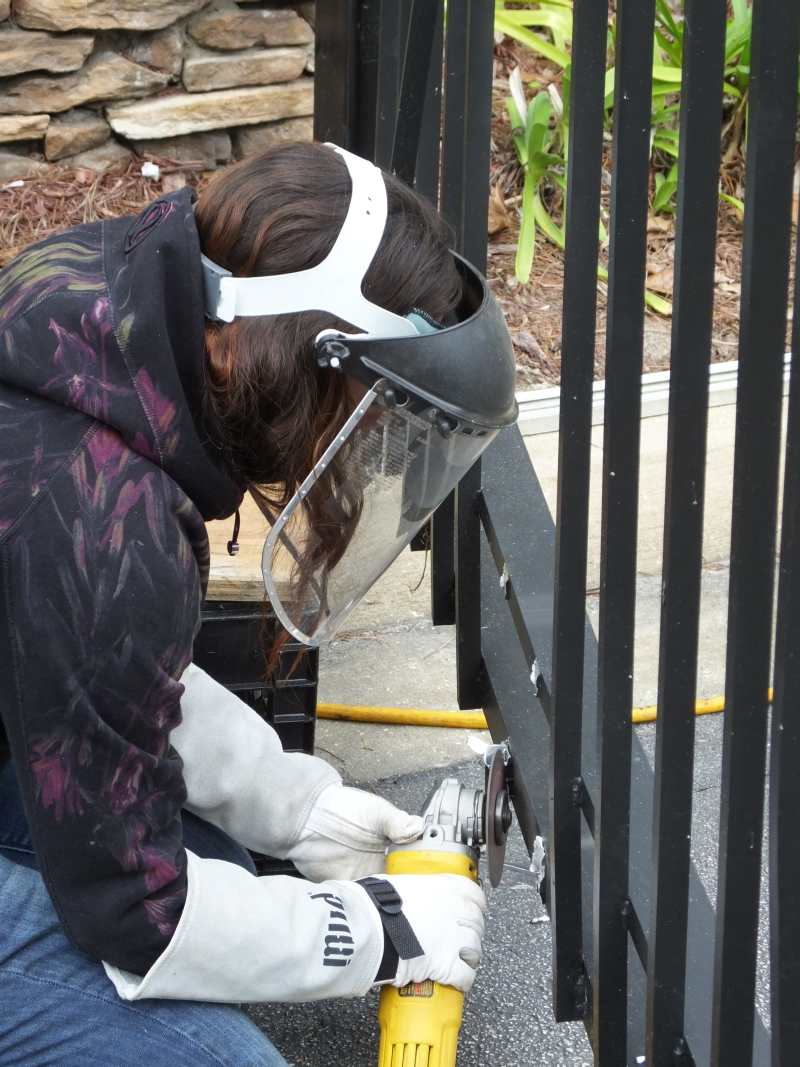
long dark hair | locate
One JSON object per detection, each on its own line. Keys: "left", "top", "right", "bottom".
{"left": 194, "top": 142, "right": 461, "bottom": 663}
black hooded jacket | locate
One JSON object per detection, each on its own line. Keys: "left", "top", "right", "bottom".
{"left": 0, "top": 189, "right": 244, "bottom": 972}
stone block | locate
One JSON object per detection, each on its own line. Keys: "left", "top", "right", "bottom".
{"left": 107, "top": 78, "right": 313, "bottom": 140}
{"left": 13, "top": 0, "right": 209, "bottom": 32}
{"left": 0, "top": 0, "right": 10, "bottom": 20}
{"left": 126, "top": 24, "right": 183, "bottom": 77}
{"left": 0, "top": 50, "right": 170, "bottom": 115}
{"left": 182, "top": 43, "right": 306, "bottom": 92}
{"left": 132, "top": 130, "right": 232, "bottom": 169}
{"left": 45, "top": 107, "right": 109, "bottom": 160}
{"left": 60, "top": 138, "right": 132, "bottom": 171}
{"left": 188, "top": 3, "right": 313, "bottom": 50}
{"left": 0, "top": 27, "right": 94, "bottom": 77}
{"left": 0, "top": 149, "right": 49, "bottom": 181}
{"left": 232, "top": 115, "right": 312, "bottom": 158}
{"left": 0, "top": 113, "right": 49, "bottom": 143}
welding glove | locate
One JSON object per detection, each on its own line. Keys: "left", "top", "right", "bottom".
{"left": 104, "top": 860, "right": 485, "bottom": 1004}
{"left": 364, "top": 873, "right": 488, "bottom": 994}
{"left": 173, "top": 666, "right": 423, "bottom": 873}
{"left": 286, "top": 783, "right": 425, "bottom": 881}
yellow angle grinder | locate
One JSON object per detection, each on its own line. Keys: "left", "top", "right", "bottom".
{"left": 377, "top": 742, "right": 512, "bottom": 1067}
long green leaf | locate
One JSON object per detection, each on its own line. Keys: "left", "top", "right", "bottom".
{"left": 655, "top": 28, "right": 682, "bottom": 68}
{"left": 527, "top": 91, "right": 554, "bottom": 160}
{"left": 505, "top": 98, "right": 527, "bottom": 165}
{"left": 731, "top": 0, "right": 750, "bottom": 34}
{"left": 644, "top": 289, "right": 673, "bottom": 315}
{"left": 495, "top": 14, "right": 571, "bottom": 68}
{"left": 595, "top": 263, "right": 673, "bottom": 315}
{"left": 532, "top": 192, "right": 565, "bottom": 249}
{"left": 653, "top": 164, "right": 679, "bottom": 213}
{"left": 516, "top": 167, "right": 538, "bottom": 284}
{"left": 720, "top": 191, "right": 745, "bottom": 219}
{"left": 654, "top": 0, "right": 681, "bottom": 39}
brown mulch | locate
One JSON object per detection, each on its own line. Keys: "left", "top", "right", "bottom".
{"left": 0, "top": 157, "right": 208, "bottom": 270}
{"left": 487, "top": 37, "right": 757, "bottom": 386}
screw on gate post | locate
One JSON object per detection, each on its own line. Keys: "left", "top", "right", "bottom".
{"left": 672, "top": 1037, "right": 693, "bottom": 1066}
{"left": 569, "top": 964, "right": 590, "bottom": 1019}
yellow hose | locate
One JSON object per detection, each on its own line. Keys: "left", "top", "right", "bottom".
{"left": 317, "top": 689, "right": 775, "bottom": 730}
{"left": 317, "top": 703, "right": 489, "bottom": 729}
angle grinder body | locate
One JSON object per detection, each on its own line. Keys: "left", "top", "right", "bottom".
{"left": 377, "top": 749, "right": 511, "bottom": 1067}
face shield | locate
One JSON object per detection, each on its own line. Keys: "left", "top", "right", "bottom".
{"left": 201, "top": 143, "right": 518, "bottom": 645}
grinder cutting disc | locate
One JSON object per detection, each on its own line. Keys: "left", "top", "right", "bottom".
{"left": 485, "top": 747, "right": 512, "bottom": 887}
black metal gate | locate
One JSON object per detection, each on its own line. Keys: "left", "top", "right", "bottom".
{"left": 314, "top": 2, "right": 799, "bottom": 1064}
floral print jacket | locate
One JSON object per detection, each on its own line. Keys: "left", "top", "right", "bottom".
{"left": 0, "top": 190, "right": 245, "bottom": 973}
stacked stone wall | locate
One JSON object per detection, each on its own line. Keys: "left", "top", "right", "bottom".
{"left": 0, "top": 0, "right": 315, "bottom": 180}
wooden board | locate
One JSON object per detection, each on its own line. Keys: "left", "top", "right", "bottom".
{"left": 206, "top": 494, "right": 269, "bottom": 601}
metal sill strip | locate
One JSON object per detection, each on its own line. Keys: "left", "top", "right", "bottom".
{"left": 517, "top": 351, "right": 792, "bottom": 437}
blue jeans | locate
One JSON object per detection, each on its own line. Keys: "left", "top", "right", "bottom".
{"left": 0, "top": 760, "right": 289, "bottom": 1067}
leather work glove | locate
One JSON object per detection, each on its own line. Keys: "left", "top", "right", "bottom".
{"left": 287, "top": 783, "right": 425, "bottom": 881}
{"left": 360, "top": 873, "right": 488, "bottom": 993}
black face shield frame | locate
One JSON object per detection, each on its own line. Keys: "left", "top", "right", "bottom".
{"left": 200, "top": 144, "right": 518, "bottom": 644}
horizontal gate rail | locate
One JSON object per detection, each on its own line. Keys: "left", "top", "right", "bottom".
{"left": 646, "top": 2, "right": 727, "bottom": 1065}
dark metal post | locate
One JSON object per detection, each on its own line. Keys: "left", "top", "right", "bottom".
{"left": 593, "top": 0, "right": 655, "bottom": 1059}
{"left": 549, "top": 0, "right": 608, "bottom": 1023}
{"left": 769, "top": 222, "right": 800, "bottom": 1067}
{"left": 313, "top": 0, "right": 360, "bottom": 146}
{"left": 440, "top": 0, "right": 494, "bottom": 709}
{"left": 390, "top": 0, "right": 440, "bottom": 185}
{"left": 711, "top": 1, "right": 799, "bottom": 1063}
{"left": 645, "top": 3, "right": 727, "bottom": 1064}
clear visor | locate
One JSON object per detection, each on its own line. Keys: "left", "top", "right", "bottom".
{"left": 262, "top": 385, "right": 496, "bottom": 645}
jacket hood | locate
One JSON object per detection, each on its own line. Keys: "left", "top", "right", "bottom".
{"left": 0, "top": 187, "right": 243, "bottom": 521}
{"left": 102, "top": 188, "right": 244, "bottom": 519}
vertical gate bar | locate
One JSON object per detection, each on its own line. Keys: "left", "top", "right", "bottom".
{"left": 371, "top": 0, "right": 403, "bottom": 168}
{"left": 390, "top": 0, "right": 441, "bottom": 185}
{"left": 711, "top": 1, "right": 799, "bottom": 1062}
{"left": 592, "top": 0, "right": 655, "bottom": 1060}
{"left": 430, "top": 494, "right": 456, "bottom": 625}
{"left": 440, "top": 0, "right": 493, "bottom": 267}
{"left": 769, "top": 224, "right": 800, "bottom": 1067}
{"left": 356, "top": 0, "right": 381, "bottom": 162}
{"left": 455, "top": 459, "right": 484, "bottom": 709}
{"left": 645, "top": 2, "right": 727, "bottom": 1063}
{"left": 313, "top": 0, "right": 360, "bottom": 147}
{"left": 440, "top": 0, "right": 494, "bottom": 709}
{"left": 413, "top": 3, "right": 444, "bottom": 205}
{"left": 549, "top": 0, "right": 608, "bottom": 1023}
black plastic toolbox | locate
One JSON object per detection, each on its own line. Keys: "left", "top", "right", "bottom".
{"left": 192, "top": 599, "right": 319, "bottom": 877}
{"left": 193, "top": 599, "right": 318, "bottom": 755}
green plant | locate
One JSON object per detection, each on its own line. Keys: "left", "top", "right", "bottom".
{"left": 506, "top": 68, "right": 566, "bottom": 283}
{"left": 506, "top": 65, "right": 672, "bottom": 314}
{"left": 495, "top": 0, "right": 758, "bottom": 300}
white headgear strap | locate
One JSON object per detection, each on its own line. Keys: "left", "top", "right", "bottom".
{"left": 201, "top": 143, "right": 417, "bottom": 339}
